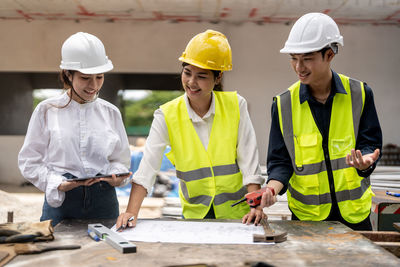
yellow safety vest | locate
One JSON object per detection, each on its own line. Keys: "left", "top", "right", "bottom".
{"left": 276, "top": 74, "right": 374, "bottom": 224}
{"left": 161, "top": 91, "right": 249, "bottom": 219}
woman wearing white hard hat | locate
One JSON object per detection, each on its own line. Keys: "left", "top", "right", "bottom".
{"left": 18, "top": 32, "right": 131, "bottom": 226}
{"left": 116, "top": 30, "right": 265, "bottom": 231}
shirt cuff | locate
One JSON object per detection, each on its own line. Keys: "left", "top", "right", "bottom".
{"left": 357, "top": 163, "right": 376, "bottom": 177}
{"left": 243, "top": 174, "right": 265, "bottom": 186}
{"left": 118, "top": 176, "right": 132, "bottom": 187}
{"left": 107, "top": 162, "right": 129, "bottom": 175}
{"left": 131, "top": 175, "right": 156, "bottom": 196}
{"left": 45, "top": 173, "right": 65, "bottom": 208}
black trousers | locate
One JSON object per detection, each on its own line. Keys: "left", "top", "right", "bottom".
{"left": 204, "top": 205, "right": 216, "bottom": 219}
{"left": 41, "top": 173, "right": 119, "bottom": 227}
{"left": 291, "top": 201, "right": 372, "bottom": 231}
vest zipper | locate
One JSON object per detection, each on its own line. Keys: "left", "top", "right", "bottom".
{"left": 309, "top": 102, "right": 336, "bottom": 205}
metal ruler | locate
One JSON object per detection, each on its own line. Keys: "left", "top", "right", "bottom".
{"left": 88, "top": 223, "right": 137, "bottom": 253}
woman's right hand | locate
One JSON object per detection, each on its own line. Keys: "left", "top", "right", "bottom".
{"left": 116, "top": 212, "right": 137, "bottom": 231}
{"left": 115, "top": 183, "right": 147, "bottom": 232}
{"left": 57, "top": 178, "right": 99, "bottom": 192}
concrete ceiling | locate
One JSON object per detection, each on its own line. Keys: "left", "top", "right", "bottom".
{"left": 0, "top": 0, "right": 399, "bottom": 25}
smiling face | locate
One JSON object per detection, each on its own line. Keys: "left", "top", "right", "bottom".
{"left": 66, "top": 71, "right": 104, "bottom": 103}
{"left": 290, "top": 50, "right": 333, "bottom": 89}
{"left": 181, "top": 64, "right": 222, "bottom": 106}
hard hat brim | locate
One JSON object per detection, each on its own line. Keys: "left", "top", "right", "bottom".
{"left": 280, "top": 39, "right": 343, "bottom": 54}
{"left": 178, "top": 57, "right": 231, "bottom": 72}
{"left": 279, "top": 46, "right": 324, "bottom": 54}
{"left": 60, "top": 60, "right": 114, "bottom": 74}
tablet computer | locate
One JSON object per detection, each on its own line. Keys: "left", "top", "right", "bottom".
{"left": 69, "top": 172, "right": 131, "bottom": 181}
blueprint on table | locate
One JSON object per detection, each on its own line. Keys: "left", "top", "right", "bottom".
{"left": 112, "top": 220, "right": 272, "bottom": 245}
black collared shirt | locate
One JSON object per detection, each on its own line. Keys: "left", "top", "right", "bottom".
{"left": 267, "top": 70, "right": 383, "bottom": 194}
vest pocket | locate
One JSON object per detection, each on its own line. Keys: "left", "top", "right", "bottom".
{"left": 294, "top": 133, "right": 319, "bottom": 165}
{"left": 343, "top": 168, "right": 361, "bottom": 190}
{"left": 290, "top": 174, "right": 322, "bottom": 219}
{"left": 341, "top": 189, "right": 372, "bottom": 223}
{"left": 331, "top": 136, "right": 352, "bottom": 157}
{"left": 341, "top": 168, "right": 373, "bottom": 218}
{"left": 292, "top": 174, "right": 320, "bottom": 196}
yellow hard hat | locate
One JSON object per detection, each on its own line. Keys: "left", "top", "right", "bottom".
{"left": 179, "top": 29, "right": 232, "bottom": 72}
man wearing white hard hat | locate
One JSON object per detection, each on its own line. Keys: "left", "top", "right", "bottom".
{"left": 256, "top": 13, "right": 382, "bottom": 230}
{"left": 18, "top": 32, "right": 131, "bottom": 226}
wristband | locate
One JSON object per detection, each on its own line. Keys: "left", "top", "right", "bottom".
{"left": 359, "top": 164, "right": 374, "bottom": 173}
{"left": 267, "top": 187, "right": 275, "bottom": 196}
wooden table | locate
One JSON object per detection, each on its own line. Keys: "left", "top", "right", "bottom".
{"left": 8, "top": 219, "right": 400, "bottom": 267}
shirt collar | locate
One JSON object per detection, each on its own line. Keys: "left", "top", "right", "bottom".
{"left": 184, "top": 92, "right": 215, "bottom": 122}
{"left": 299, "top": 70, "right": 347, "bottom": 104}
{"left": 61, "top": 91, "right": 97, "bottom": 109}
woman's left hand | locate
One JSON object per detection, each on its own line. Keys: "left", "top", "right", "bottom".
{"left": 242, "top": 206, "right": 267, "bottom": 226}
{"left": 100, "top": 172, "right": 132, "bottom": 187}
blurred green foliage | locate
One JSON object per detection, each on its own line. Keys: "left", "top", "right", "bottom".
{"left": 32, "top": 89, "right": 182, "bottom": 136}
{"left": 33, "top": 97, "right": 45, "bottom": 109}
{"left": 123, "top": 90, "right": 183, "bottom": 135}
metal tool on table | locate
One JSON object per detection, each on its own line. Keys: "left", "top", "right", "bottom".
{"left": 253, "top": 218, "right": 287, "bottom": 243}
{"left": 88, "top": 224, "right": 136, "bottom": 253}
{"left": 231, "top": 188, "right": 287, "bottom": 243}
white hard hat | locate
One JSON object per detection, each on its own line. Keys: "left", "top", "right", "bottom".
{"left": 280, "top": 13, "right": 343, "bottom": 54}
{"left": 60, "top": 32, "right": 113, "bottom": 74}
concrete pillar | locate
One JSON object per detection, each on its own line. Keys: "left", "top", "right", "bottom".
{"left": 0, "top": 73, "right": 33, "bottom": 134}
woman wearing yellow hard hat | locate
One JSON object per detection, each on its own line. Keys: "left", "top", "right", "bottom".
{"left": 116, "top": 30, "right": 265, "bottom": 230}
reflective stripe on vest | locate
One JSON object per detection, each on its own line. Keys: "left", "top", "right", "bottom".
{"left": 288, "top": 175, "right": 370, "bottom": 205}
{"left": 180, "top": 181, "right": 247, "bottom": 206}
{"left": 176, "top": 163, "right": 240, "bottom": 181}
{"left": 180, "top": 181, "right": 212, "bottom": 206}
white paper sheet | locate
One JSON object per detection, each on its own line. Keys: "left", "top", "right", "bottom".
{"left": 112, "top": 220, "right": 271, "bottom": 245}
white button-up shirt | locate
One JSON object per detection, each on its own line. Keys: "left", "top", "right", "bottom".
{"left": 133, "top": 92, "right": 264, "bottom": 194}
{"left": 18, "top": 92, "right": 131, "bottom": 207}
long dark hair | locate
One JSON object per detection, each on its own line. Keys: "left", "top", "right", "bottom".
{"left": 181, "top": 63, "right": 223, "bottom": 91}
{"left": 56, "top": 70, "right": 75, "bottom": 108}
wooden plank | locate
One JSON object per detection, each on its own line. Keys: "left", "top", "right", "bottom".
{"left": 356, "top": 231, "right": 400, "bottom": 257}
{"left": 394, "top": 222, "right": 400, "bottom": 232}
{"left": 356, "top": 231, "right": 400, "bottom": 242}
{"left": 374, "top": 242, "right": 400, "bottom": 257}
